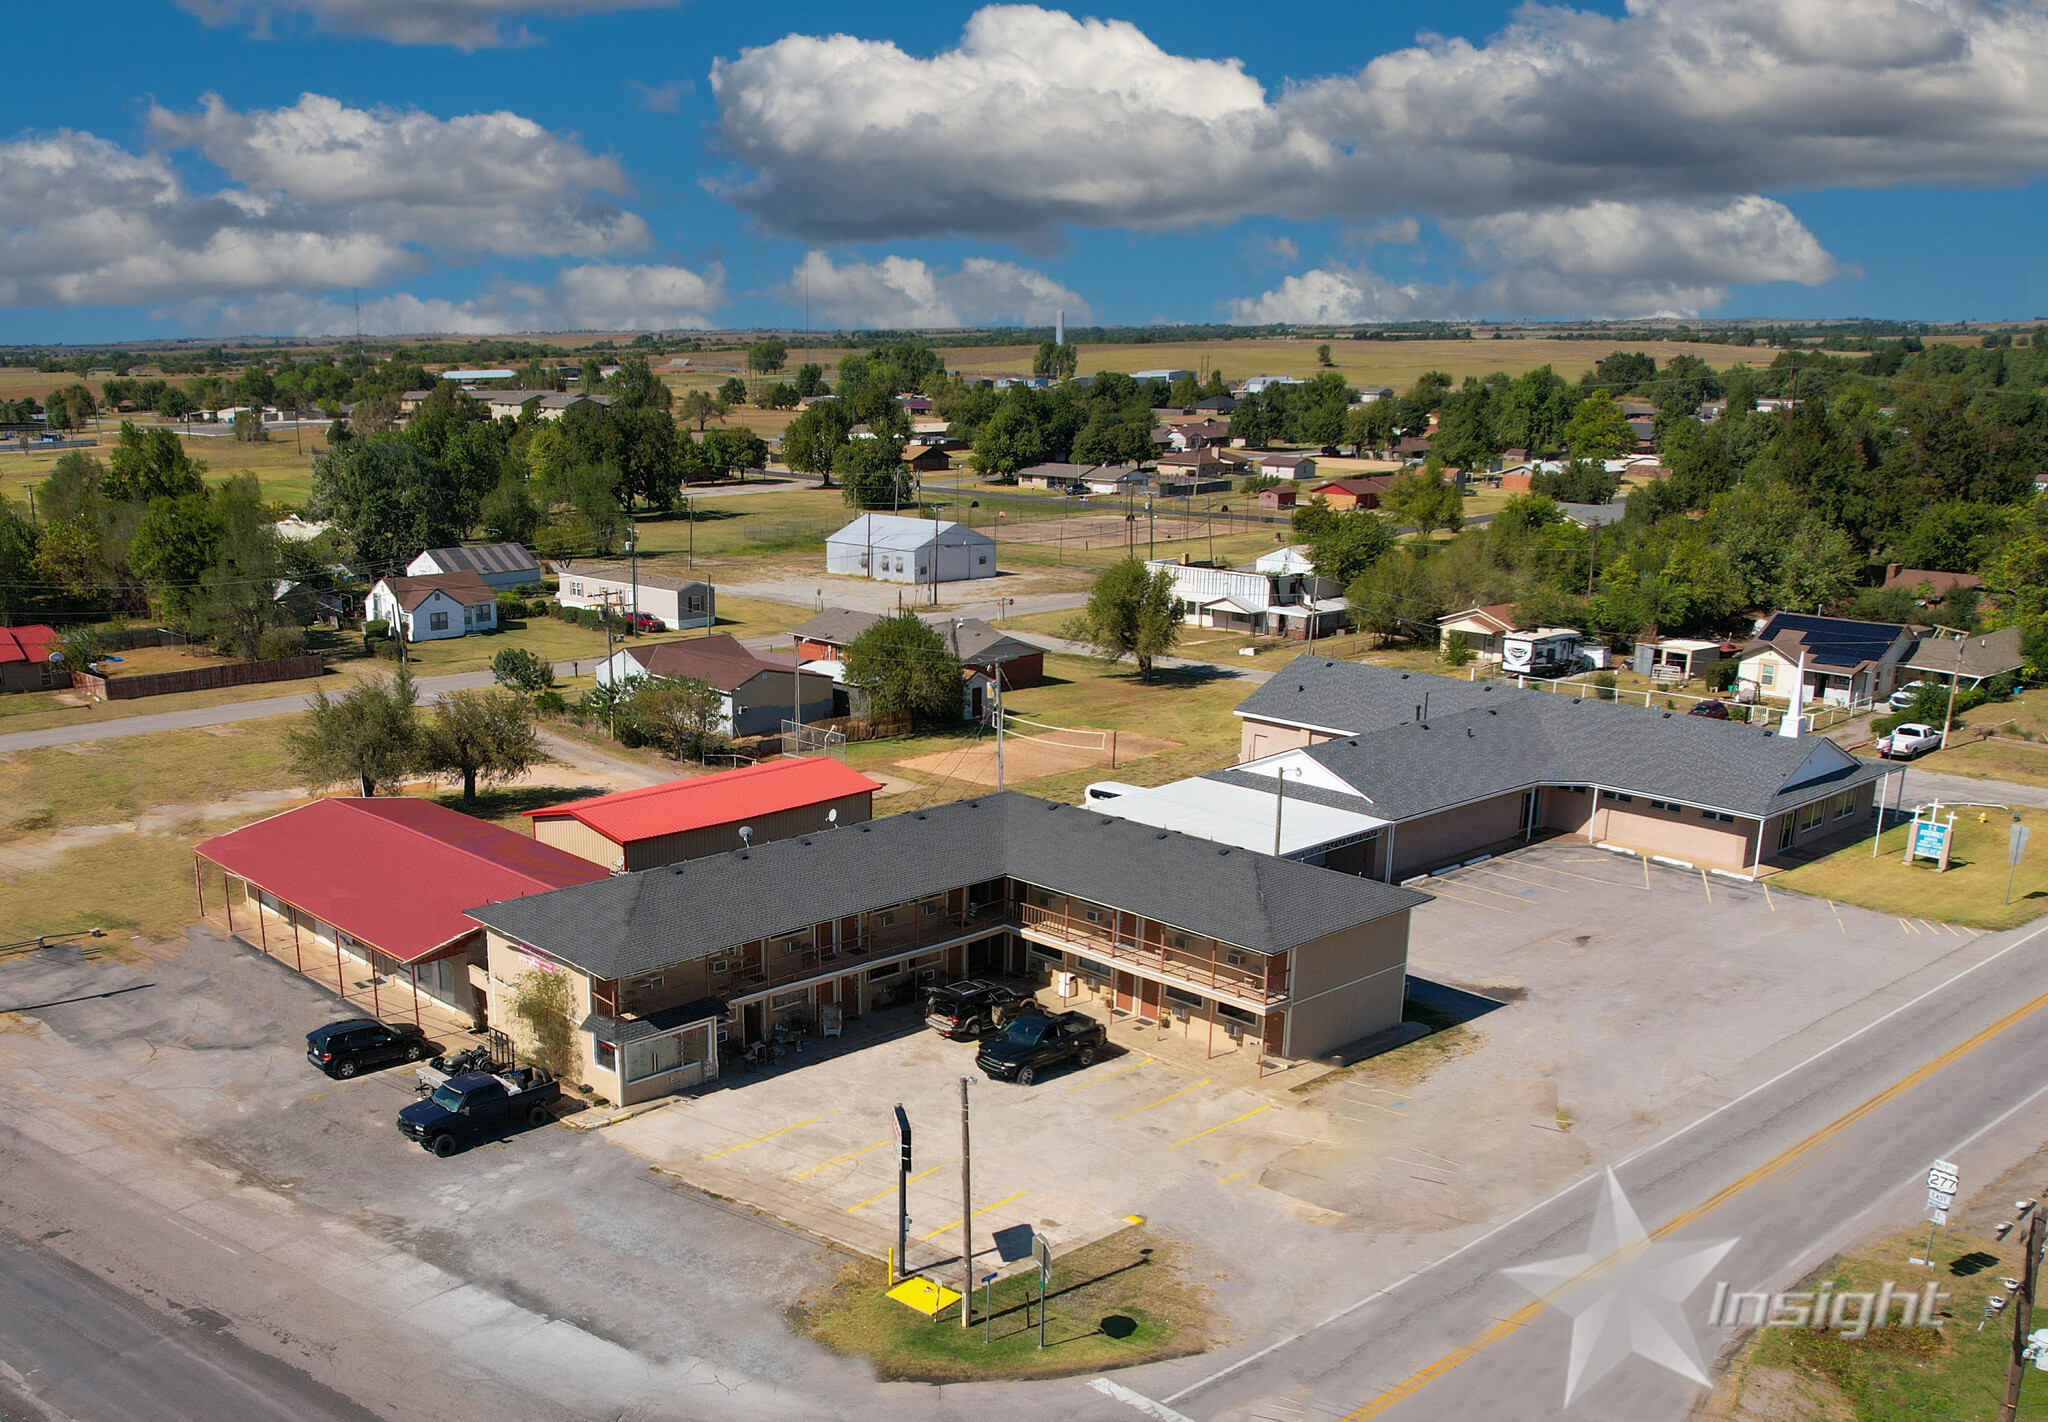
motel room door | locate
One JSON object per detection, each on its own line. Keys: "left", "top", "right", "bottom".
{"left": 1113, "top": 971, "right": 1136, "bottom": 1015}
{"left": 1137, "top": 978, "right": 1161, "bottom": 1023}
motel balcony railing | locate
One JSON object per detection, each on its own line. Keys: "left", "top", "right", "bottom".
{"left": 742, "top": 902, "right": 1010, "bottom": 989}
{"left": 1013, "top": 903, "right": 1288, "bottom": 1006}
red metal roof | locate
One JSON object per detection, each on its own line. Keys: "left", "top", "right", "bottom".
{"left": 525, "top": 758, "right": 882, "bottom": 845}
{"left": 197, "top": 798, "right": 608, "bottom": 963}
{"left": 0, "top": 625, "right": 58, "bottom": 665}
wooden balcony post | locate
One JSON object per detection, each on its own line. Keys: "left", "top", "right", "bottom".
{"left": 290, "top": 906, "right": 304, "bottom": 972}
{"left": 194, "top": 856, "right": 205, "bottom": 917}
{"left": 224, "top": 876, "right": 235, "bottom": 934}
{"left": 256, "top": 891, "right": 270, "bottom": 957}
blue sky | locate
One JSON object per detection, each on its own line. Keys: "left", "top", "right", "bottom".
{"left": 3, "top": 0, "right": 2045, "bottom": 343}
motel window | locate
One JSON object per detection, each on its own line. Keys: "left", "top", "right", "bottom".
{"left": 1164, "top": 987, "right": 1204, "bottom": 1010}
{"left": 1216, "top": 1002, "right": 1257, "bottom": 1026}
{"left": 1648, "top": 800, "right": 1675, "bottom": 812}
{"left": 1084, "top": 908, "right": 1103, "bottom": 924}
{"left": 634, "top": 975, "right": 664, "bottom": 990}
{"left": 878, "top": 912, "right": 895, "bottom": 927}
{"left": 769, "top": 990, "right": 809, "bottom": 1011}
{"left": 429, "top": 611, "right": 449, "bottom": 631}
{"left": 780, "top": 936, "right": 805, "bottom": 954}
{"left": 1172, "top": 934, "right": 1190, "bottom": 951}
{"left": 1700, "top": 809, "right": 1734, "bottom": 823}
{"left": 1074, "top": 956, "right": 1111, "bottom": 981}
{"left": 623, "top": 1025, "right": 708, "bottom": 1084}
{"left": 594, "top": 1040, "right": 617, "bottom": 1072}
{"left": 1611, "top": 793, "right": 1634, "bottom": 804}
{"left": 921, "top": 902, "right": 940, "bottom": 916}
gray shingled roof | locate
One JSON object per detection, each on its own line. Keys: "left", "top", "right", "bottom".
{"left": 465, "top": 791, "right": 1428, "bottom": 981}
{"left": 1237, "top": 657, "right": 1887, "bottom": 820}
{"left": 793, "top": 610, "right": 1043, "bottom": 668}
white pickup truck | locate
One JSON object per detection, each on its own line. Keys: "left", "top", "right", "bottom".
{"left": 1878, "top": 723, "right": 1943, "bottom": 760}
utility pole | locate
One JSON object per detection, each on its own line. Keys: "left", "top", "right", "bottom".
{"left": 1147, "top": 499, "right": 1154, "bottom": 560}
{"left": 627, "top": 525, "right": 639, "bottom": 621}
{"left": 959, "top": 1077, "right": 974, "bottom": 1329}
{"left": 994, "top": 676, "right": 1005, "bottom": 792}
{"left": 1586, "top": 518, "right": 1598, "bottom": 598}
{"left": 2000, "top": 1209, "right": 2045, "bottom": 1421}
{"left": 686, "top": 495, "right": 695, "bottom": 569}
{"left": 1941, "top": 634, "right": 1965, "bottom": 749}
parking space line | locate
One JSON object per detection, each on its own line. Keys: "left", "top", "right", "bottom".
{"left": 1113, "top": 1079, "right": 1213, "bottom": 1120}
{"left": 1490, "top": 858, "right": 1641, "bottom": 889}
{"left": 1699, "top": 869, "right": 1711, "bottom": 904}
{"left": 919, "top": 1189, "right": 1027, "bottom": 1241}
{"left": 1644, "top": 856, "right": 1651, "bottom": 890}
{"left": 1462, "top": 864, "right": 1565, "bottom": 895}
{"left": 1899, "top": 918, "right": 1918, "bottom": 934}
{"left": 1068, "top": 1057, "right": 1152, "bottom": 1092}
{"left": 1762, "top": 881, "right": 1775, "bottom": 913}
{"left": 1829, "top": 899, "right": 1846, "bottom": 935}
{"left": 1937, "top": 920, "right": 1963, "bottom": 938}
{"left": 1217, "top": 1171, "right": 1246, "bottom": 1186}
{"left": 1418, "top": 886, "right": 1517, "bottom": 915}
{"left": 1433, "top": 876, "right": 1534, "bottom": 905}
{"left": 1170, "top": 1105, "right": 1273, "bottom": 1150}
{"left": 701, "top": 1117, "right": 820, "bottom": 1161}
{"left": 847, "top": 1163, "right": 943, "bottom": 1212}
{"left": 791, "top": 1138, "right": 888, "bottom": 1180}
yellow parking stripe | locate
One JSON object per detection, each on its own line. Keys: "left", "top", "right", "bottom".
{"left": 919, "top": 1190, "right": 1027, "bottom": 1241}
{"left": 1900, "top": 917, "right": 1918, "bottom": 934}
{"left": 1829, "top": 899, "right": 1846, "bottom": 935}
{"left": 1171, "top": 1105, "right": 1273, "bottom": 1150}
{"left": 701, "top": 1117, "right": 820, "bottom": 1161}
{"left": 792, "top": 1138, "right": 888, "bottom": 1180}
{"left": 1699, "top": 869, "right": 1712, "bottom": 903}
{"left": 847, "top": 1163, "right": 941, "bottom": 1212}
{"left": 1216, "top": 1171, "right": 1247, "bottom": 1185}
{"left": 1067, "top": 1057, "right": 1151, "bottom": 1091}
{"left": 1113, "top": 1079, "right": 1213, "bottom": 1121}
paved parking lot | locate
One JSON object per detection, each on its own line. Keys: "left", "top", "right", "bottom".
{"left": 609, "top": 1010, "right": 1332, "bottom": 1274}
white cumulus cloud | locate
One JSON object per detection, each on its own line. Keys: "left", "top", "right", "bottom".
{"left": 178, "top": 0, "right": 676, "bottom": 50}
{"left": 191, "top": 261, "right": 724, "bottom": 336}
{"left": 0, "top": 94, "right": 649, "bottom": 310}
{"left": 775, "top": 252, "right": 1088, "bottom": 328}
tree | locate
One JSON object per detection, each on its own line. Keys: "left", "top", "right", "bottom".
{"left": 971, "top": 391, "right": 1053, "bottom": 478}
{"left": 843, "top": 612, "right": 962, "bottom": 728}
{"left": 194, "top": 474, "right": 287, "bottom": 659}
{"left": 629, "top": 677, "right": 727, "bottom": 760}
{"left": 231, "top": 409, "right": 269, "bottom": 442}
{"left": 130, "top": 492, "right": 223, "bottom": 625}
{"left": 1441, "top": 630, "right": 1473, "bottom": 666}
{"left": 1300, "top": 507, "right": 1393, "bottom": 587}
{"left": 1068, "top": 558, "right": 1181, "bottom": 681}
{"left": 718, "top": 377, "right": 749, "bottom": 406}
{"left": 1033, "top": 341, "right": 1078, "bottom": 380}
{"left": 509, "top": 966, "right": 576, "bottom": 1077}
{"left": 418, "top": 689, "right": 545, "bottom": 806}
{"left": 105, "top": 422, "right": 205, "bottom": 504}
{"left": 1380, "top": 467, "right": 1464, "bottom": 538}
{"left": 1317, "top": 343, "right": 1333, "bottom": 367}
{"left": 1562, "top": 395, "right": 1632, "bottom": 460}
{"left": 792, "top": 363, "right": 828, "bottom": 397}
{"left": 746, "top": 341, "right": 788, "bottom": 376}
{"left": 284, "top": 671, "right": 421, "bottom": 797}
{"left": 310, "top": 438, "right": 466, "bottom": 570}
{"left": 0, "top": 498, "right": 40, "bottom": 625}
{"left": 479, "top": 475, "right": 541, "bottom": 543}
{"left": 492, "top": 646, "right": 555, "bottom": 691}
{"left": 678, "top": 389, "right": 728, "bottom": 431}
{"left": 836, "top": 437, "right": 913, "bottom": 509}
{"left": 781, "top": 398, "right": 852, "bottom": 485}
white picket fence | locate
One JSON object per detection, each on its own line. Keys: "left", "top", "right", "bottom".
{"left": 1465, "top": 666, "right": 1875, "bottom": 733}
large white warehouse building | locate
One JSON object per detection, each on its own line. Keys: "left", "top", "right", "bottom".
{"left": 824, "top": 514, "right": 998, "bottom": 585}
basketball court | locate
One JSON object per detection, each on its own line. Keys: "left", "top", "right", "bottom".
{"left": 895, "top": 712, "right": 1177, "bottom": 788}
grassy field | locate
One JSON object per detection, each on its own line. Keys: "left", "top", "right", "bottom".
{"left": 1773, "top": 808, "right": 2048, "bottom": 931}
{"left": 792, "top": 1226, "right": 1208, "bottom": 1382}
{"left": 0, "top": 422, "right": 325, "bottom": 508}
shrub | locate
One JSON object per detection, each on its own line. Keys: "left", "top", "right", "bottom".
{"left": 532, "top": 689, "right": 567, "bottom": 716}
{"left": 258, "top": 625, "right": 307, "bottom": 661}
{"left": 496, "top": 593, "right": 528, "bottom": 621}
{"left": 492, "top": 646, "right": 555, "bottom": 692}
{"left": 509, "top": 968, "right": 576, "bottom": 1079}
{"left": 362, "top": 618, "right": 389, "bottom": 654}
{"left": 1699, "top": 659, "right": 1738, "bottom": 692}
{"left": 1441, "top": 630, "right": 1474, "bottom": 667}
{"left": 1591, "top": 670, "right": 1617, "bottom": 701}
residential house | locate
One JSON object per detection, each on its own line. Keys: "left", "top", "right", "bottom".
{"left": 1881, "top": 564, "right": 1983, "bottom": 603}
{"left": 1168, "top": 420, "right": 1232, "bottom": 451}
{"left": 1736, "top": 612, "right": 1918, "bottom": 708}
{"left": 193, "top": 797, "right": 606, "bottom": 1027}
{"left": 0, "top": 624, "right": 61, "bottom": 692}
{"left": 1558, "top": 501, "right": 1629, "bottom": 529}
{"left": 468, "top": 390, "right": 609, "bottom": 421}
{"left": 526, "top": 758, "right": 881, "bottom": 873}
{"left": 408, "top": 542, "right": 542, "bottom": 592}
{"left": 897, "top": 394, "right": 935, "bottom": 416}
{"left": 825, "top": 515, "right": 997, "bottom": 584}
{"left": 1017, "top": 461, "right": 1103, "bottom": 490}
{"left": 1202, "top": 657, "right": 1887, "bottom": 879}
{"left": 1353, "top": 387, "right": 1396, "bottom": 405}
{"left": 1632, "top": 638, "right": 1738, "bottom": 683}
{"left": 1257, "top": 486, "right": 1298, "bottom": 511}
{"left": 1310, "top": 476, "right": 1396, "bottom": 512}
{"left": 1132, "top": 369, "right": 1195, "bottom": 383}
{"left": 1238, "top": 376, "right": 1303, "bottom": 394}
{"left": 365, "top": 572, "right": 497, "bottom": 642}
{"left": 1193, "top": 394, "right": 1239, "bottom": 415}
{"left": 1393, "top": 436, "right": 1432, "bottom": 461}
{"left": 1436, "top": 604, "right": 1519, "bottom": 663}
{"left": 1147, "top": 555, "right": 1347, "bottom": 640}
{"left": 1086, "top": 467, "right": 1153, "bottom": 495}
{"left": 902, "top": 442, "right": 953, "bottom": 473}
{"left": 464, "top": 791, "right": 1430, "bottom": 1105}
{"left": 1903, "top": 626, "right": 2023, "bottom": 689}
{"left": 793, "top": 608, "right": 1045, "bottom": 688}
{"left": 554, "top": 562, "right": 715, "bottom": 630}
{"left": 1260, "top": 453, "right": 1317, "bottom": 481}
{"left": 594, "top": 634, "right": 832, "bottom": 736}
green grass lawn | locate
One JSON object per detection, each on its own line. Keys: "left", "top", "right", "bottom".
{"left": 793, "top": 1227, "right": 1208, "bottom": 1382}
{"left": 1, "top": 422, "right": 324, "bottom": 508}
{"left": 1773, "top": 808, "right": 2048, "bottom": 931}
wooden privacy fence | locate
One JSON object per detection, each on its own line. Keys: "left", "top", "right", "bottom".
{"left": 73, "top": 653, "right": 324, "bottom": 700}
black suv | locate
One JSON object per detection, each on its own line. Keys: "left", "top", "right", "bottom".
{"left": 976, "top": 1011, "right": 1106, "bottom": 1085}
{"left": 306, "top": 1018, "right": 429, "bottom": 1078}
{"left": 924, "top": 980, "right": 1027, "bottom": 1039}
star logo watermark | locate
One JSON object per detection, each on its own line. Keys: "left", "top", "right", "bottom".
{"left": 1502, "top": 1169, "right": 1738, "bottom": 1408}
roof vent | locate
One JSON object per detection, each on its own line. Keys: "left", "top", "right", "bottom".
{"left": 1099, "top": 817, "right": 1113, "bottom": 826}
{"left": 1487, "top": 708, "right": 1497, "bottom": 715}
{"left": 1572, "top": 697, "right": 1582, "bottom": 704}
{"left": 1467, "top": 727, "right": 1474, "bottom": 737}
{"left": 670, "top": 864, "right": 686, "bottom": 874}
{"left": 1663, "top": 711, "right": 1671, "bottom": 718}
{"left": 736, "top": 850, "right": 749, "bottom": 859}
{"left": 915, "top": 812, "right": 927, "bottom": 820}
{"left": 1400, "top": 673, "right": 1410, "bottom": 679}
{"left": 1155, "top": 831, "right": 1169, "bottom": 840}
{"left": 1298, "top": 684, "right": 1305, "bottom": 692}
{"left": 1217, "top": 847, "right": 1231, "bottom": 855}
{"left": 860, "top": 824, "right": 872, "bottom": 832}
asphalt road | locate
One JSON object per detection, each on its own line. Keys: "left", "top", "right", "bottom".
{"left": 0, "top": 1224, "right": 386, "bottom": 1422}
{"left": 1124, "top": 914, "right": 2048, "bottom": 1421}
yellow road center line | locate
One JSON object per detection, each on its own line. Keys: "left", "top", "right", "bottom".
{"left": 847, "top": 1163, "right": 943, "bottom": 1212}
{"left": 1343, "top": 979, "right": 2048, "bottom": 1419}
{"left": 701, "top": 1117, "right": 820, "bottom": 1161}
{"left": 1068, "top": 1057, "right": 1151, "bottom": 1091}
{"left": 1171, "top": 1105, "right": 1274, "bottom": 1150}
{"left": 791, "top": 1138, "right": 888, "bottom": 1180}
{"left": 919, "top": 1190, "right": 1028, "bottom": 1241}
{"left": 1113, "top": 1079, "right": 1213, "bottom": 1120}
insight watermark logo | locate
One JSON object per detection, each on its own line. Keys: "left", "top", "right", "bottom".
{"left": 1504, "top": 1169, "right": 1949, "bottom": 1409}
{"left": 1705, "top": 1279, "right": 1950, "bottom": 1339}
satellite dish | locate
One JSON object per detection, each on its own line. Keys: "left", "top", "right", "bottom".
{"left": 738, "top": 826, "right": 753, "bottom": 846}
{"left": 827, "top": 809, "right": 838, "bottom": 827}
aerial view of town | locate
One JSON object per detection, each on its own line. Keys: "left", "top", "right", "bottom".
{"left": 6, "top": 3, "right": 2048, "bottom": 1420}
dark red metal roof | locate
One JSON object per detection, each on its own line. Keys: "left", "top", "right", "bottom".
{"left": 197, "top": 798, "right": 608, "bottom": 963}
{"left": 525, "top": 758, "right": 881, "bottom": 845}
{"left": 0, "top": 625, "right": 58, "bottom": 665}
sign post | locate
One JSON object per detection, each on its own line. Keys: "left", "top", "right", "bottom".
{"left": 1033, "top": 1234, "right": 1052, "bottom": 1350}
{"left": 2009, "top": 820, "right": 2030, "bottom": 905}
{"left": 893, "top": 1105, "right": 911, "bottom": 1286}
{"left": 1913, "top": 1158, "right": 1960, "bottom": 1265}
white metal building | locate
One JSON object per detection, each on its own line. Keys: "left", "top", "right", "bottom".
{"left": 824, "top": 515, "right": 997, "bottom": 584}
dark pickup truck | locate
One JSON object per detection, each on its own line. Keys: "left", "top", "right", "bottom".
{"left": 976, "top": 1011, "right": 1106, "bottom": 1085}
{"left": 924, "top": 980, "right": 1027, "bottom": 1039}
{"left": 397, "top": 1068, "right": 559, "bottom": 1157}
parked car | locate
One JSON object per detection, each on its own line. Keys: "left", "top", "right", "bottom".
{"left": 305, "top": 1018, "right": 429, "bottom": 1078}
{"left": 397, "top": 1067, "right": 560, "bottom": 1157}
{"left": 923, "top": 980, "right": 1027, "bottom": 1039}
{"left": 625, "top": 612, "right": 664, "bottom": 634}
{"left": 976, "top": 1011, "right": 1107, "bottom": 1085}
{"left": 1878, "top": 723, "right": 1943, "bottom": 759}
{"left": 1687, "top": 699, "right": 1732, "bottom": 720}
{"left": 1888, "top": 682, "right": 1929, "bottom": 711}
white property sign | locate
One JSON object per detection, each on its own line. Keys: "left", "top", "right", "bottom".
{"left": 1925, "top": 1158, "right": 1960, "bottom": 1225}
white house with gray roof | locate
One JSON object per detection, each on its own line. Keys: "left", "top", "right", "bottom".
{"left": 825, "top": 514, "right": 997, "bottom": 584}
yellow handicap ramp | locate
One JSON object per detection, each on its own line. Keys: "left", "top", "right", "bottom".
{"left": 886, "top": 1275, "right": 962, "bottom": 1317}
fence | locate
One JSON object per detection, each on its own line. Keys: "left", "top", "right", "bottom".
{"left": 1468, "top": 666, "right": 1874, "bottom": 734}
{"left": 73, "top": 653, "right": 324, "bottom": 701}
{"left": 781, "top": 719, "right": 849, "bottom": 761}
{"left": 102, "top": 626, "right": 189, "bottom": 651}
